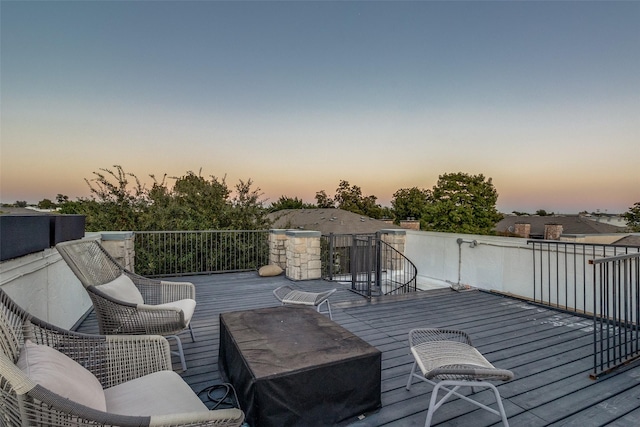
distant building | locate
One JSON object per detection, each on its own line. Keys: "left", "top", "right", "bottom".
{"left": 266, "top": 208, "right": 402, "bottom": 235}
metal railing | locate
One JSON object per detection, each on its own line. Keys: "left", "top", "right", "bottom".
{"left": 590, "top": 252, "right": 640, "bottom": 379}
{"left": 321, "top": 233, "right": 417, "bottom": 297}
{"left": 528, "top": 240, "right": 640, "bottom": 315}
{"left": 134, "top": 230, "right": 269, "bottom": 277}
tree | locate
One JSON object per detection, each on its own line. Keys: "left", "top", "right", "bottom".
{"left": 623, "top": 202, "right": 640, "bottom": 232}
{"left": 229, "top": 179, "right": 271, "bottom": 230}
{"left": 421, "top": 172, "right": 503, "bottom": 234}
{"left": 269, "top": 196, "right": 315, "bottom": 212}
{"left": 330, "top": 180, "right": 383, "bottom": 219}
{"left": 391, "top": 187, "right": 431, "bottom": 225}
{"left": 536, "top": 209, "right": 553, "bottom": 216}
{"left": 37, "top": 198, "right": 56, "bottom": 209}
{"left": 56, "top": 165, "right": 271, "bottom": 232}
{"left": 15, "top": 201, "right": 27, "bottom": 207}
{"left": 315, "top": 190, "right": 334, "bottom": 208}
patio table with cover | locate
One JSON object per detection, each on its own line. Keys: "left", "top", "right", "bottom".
{"left": 218, "top": 305, "right": 381, "bottom": 427}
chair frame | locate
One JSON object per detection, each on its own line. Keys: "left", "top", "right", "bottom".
{"left": 273, "top": 285, "right": 337, "bottom": 319}
{"left": 0, "top": 288, "right": 244, "bottom": 427}
{"left": 405, "top": 328, "right": 514, "bottom": 427}
{"left": 56, "top": 239, "right": 196, "bottom": 371}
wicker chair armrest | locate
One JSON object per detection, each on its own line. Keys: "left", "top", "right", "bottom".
{"left": 127, "top": 273, "right": 195, "bottom": 304}
{"left": 149, "top": 408, "right": 245, "bottom": 426}
{"left": 100, "top": 335, "right": 172, "bottom": 388}
{"left": 408, "top": 328, "right": 473, "bottom": 347}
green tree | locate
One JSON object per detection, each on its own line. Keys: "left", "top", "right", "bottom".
{"left": 536, "top": 209, "right": 553, "bottom": 216}
{"left": 269, "top": 196, "right": 315, "bottom": 212}
{"left": 229, "top": 179, "right": 271, "bottom": 230}
{"left": 391, "top": 187, "right": 431, "bottom": 225}
{"left": 315, "top": 190, "right": 334, "bottom": 208}
{"left": 422, "top": 172, "right": 503, "bottom": 234}
{"left": 331, "top": 180, "right": 383, "bottom": 219}
{"left": 623, "top": 202, "right": 640, "bottom": 232}
{"left": 15, "top": 201, "right": 27, "bottom": 208}
{"left": 37, "top": 198, "right": 56, "bottom": 209}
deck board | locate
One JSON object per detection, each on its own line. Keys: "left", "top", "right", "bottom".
{"left": 76, "top": 271, "right": 640, "bottom": 426}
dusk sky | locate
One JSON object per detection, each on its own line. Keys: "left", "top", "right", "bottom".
{"left": 2, "top": 1, "right": 638, "bottom": 214}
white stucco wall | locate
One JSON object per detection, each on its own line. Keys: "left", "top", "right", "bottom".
{"left": 0, "top": 247, "right": 92, "bottom": 329}
{"left": 404, "top": 230, "right": 535, "bottom": 299}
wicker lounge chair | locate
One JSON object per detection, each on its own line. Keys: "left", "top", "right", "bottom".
{"left": 0, "top": 288, "right": 244, "bottom": 427}
{"left": 56, "top": 239, "right": 196, "bottom": 371}
{"left": 405, "top": 328, "right": 514, "bottom": 427}
{"left": 273, "top": 285, "right": 337, "bottom": 319}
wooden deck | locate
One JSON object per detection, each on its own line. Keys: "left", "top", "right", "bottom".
{"left": 77, "top": 272, "right": 640, "bottom": 426}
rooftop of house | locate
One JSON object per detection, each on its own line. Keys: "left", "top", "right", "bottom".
{"left": 76, "top": 272, "right": 640, "bottom": 426}
{"left": 267, "top": 208, "right": 402, "bottom": 235}
{"left": 495, "top": 214, "right": 627, "bottom": 237}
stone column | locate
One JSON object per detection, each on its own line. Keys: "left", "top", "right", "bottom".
{"left": 379, "top": 229, "right": 406, "bottom": 254}
{"left": 100, "top": 232, "right": 135, "bottom": 272}
{"left": 268, "top": 229, "right": 288, "bottom": 269}
{"left": 285, "top": 230, "right": 322, "bottom": 281}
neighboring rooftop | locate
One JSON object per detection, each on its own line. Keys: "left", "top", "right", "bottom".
{"left": 267, "top": 208, "right": 401, "bottom": 235}
{"left": 495, "top": 214, "right": 627, "bottom": 237}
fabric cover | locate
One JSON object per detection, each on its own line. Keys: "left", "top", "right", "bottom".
{"left": 104, "top": 370, "right": 209, "bottom": 416}
{"left": 258, "top": 264, "right": 283, "bottom": 277}
{"left": 219, "top": 306, "right": 381, "bottom": 427}
{"left": 99, "top": 274, "right": 144, "bottom": 305}
{"left": 154, "top": 299, "right": 196, "bottom": 323}
{"left": 17, "top": 340, "right": 107, "bottom": 412}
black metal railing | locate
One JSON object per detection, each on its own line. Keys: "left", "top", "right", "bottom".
{"left": 134, "top": 230, "right": 269, "bottom": 277}
{"left": 528, "top": 240, "right": 640, "bottom": 315}
{"left": 590, "top": 252, "right": 640, "bottom": 379}
{"left": 321, "top": 233, "right": 417, "bottom": 297}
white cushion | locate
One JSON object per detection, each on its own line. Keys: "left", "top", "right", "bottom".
{"left": 259, "top": 264, "right": 284, "bottom": 277}
{"left": 104, "top": 370, "right": 208, "bottom": 416}
{"left": 17, "top": 340, "right": 107, "bottom": 412}
{"left": 99, "top": 274, "right": 144, "bottom": 305}
{"left": 154, "top": 299, "right": 196, "bottom": 324}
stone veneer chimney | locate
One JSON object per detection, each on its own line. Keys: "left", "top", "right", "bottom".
{"left": 513, "top": 223, "right": 531, "bottom": 238}
{"left": 544, "top": 223, "right": 563, "bottom": 240}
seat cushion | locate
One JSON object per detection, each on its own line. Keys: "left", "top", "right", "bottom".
{"left": 99, "top": 274, "right": 144, "bottom": 305}
{"left": 155, "top": 299, "right": 197, "bottom": 324}
{"left": 104, "top": 370, "right": 208, "bottom": 416}
{"left": 17, "top": 340, "right": 107, "bottom": 412}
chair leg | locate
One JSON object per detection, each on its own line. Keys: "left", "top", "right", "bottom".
{"left": 188, "top": 323, "right": 196, "bottom": 342}
{"left": 406, "top": 361, "right": 418, "bottom": 390}
{"left": 422, "top": 380, "right": 509, "bottom": 427}
{"left": 166, "top": 334, "right": 187, "bottom": 372}
{"left": 316, "top": 300, "right": 333, "bottom": 320}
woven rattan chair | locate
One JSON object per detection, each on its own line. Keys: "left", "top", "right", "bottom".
{"left": 405, "top": 328, "right": 514, "bottom": 427}
{"left": 0, "top": 288, "right": 244, "bottom": 427}
{"left": 56, "top": 239, "right": 196, "bottom": 371}
{"left": 273, "top": 285, "right": 337, "bottom": 319}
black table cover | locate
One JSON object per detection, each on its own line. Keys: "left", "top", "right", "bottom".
{"left": 219, "top": 305, "right": 381, "bottom": 427}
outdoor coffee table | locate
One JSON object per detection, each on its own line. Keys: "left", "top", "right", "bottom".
{"left": 218, "top": 305, "right": 381, "bottom": 427}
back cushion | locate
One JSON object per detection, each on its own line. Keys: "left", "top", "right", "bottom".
{"left": 99, "top": 274, "right": 144, "bottom": 305}
{"left": 17, "top": 340, "right": 107, "bottom": 412}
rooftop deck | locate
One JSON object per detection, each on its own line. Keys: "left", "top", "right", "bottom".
{"left": 77, "top": 272, "right": 640, "bottom": 426}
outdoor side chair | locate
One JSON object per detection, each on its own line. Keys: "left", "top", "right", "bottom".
{"left": 56, "top": 238, "right": 196, "bottom": 371}
{"left": 405, "top": 328, "right": 514, "bottom": 427}
{"left": 273, "top": 285, "right": 337, "bottom": 319}
{"left": 0, "top": 288, "right": 244, "bottom": 427}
